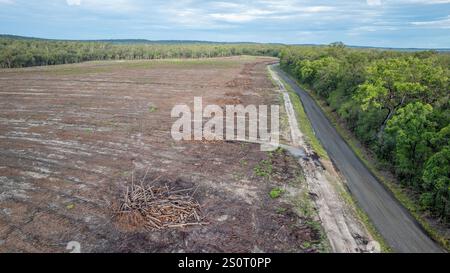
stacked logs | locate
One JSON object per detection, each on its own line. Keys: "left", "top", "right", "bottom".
{"left": 116, "top": 182, "right": 207, "bottom": 230}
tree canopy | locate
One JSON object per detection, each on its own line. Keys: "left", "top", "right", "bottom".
{"left": 280, "top": 45, "right": 450, "bottom": 222}
{"left": 0, "top": 37, "right": 283, "bottom": 68}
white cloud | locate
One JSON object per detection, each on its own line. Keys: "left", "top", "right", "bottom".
{"left": 210, "top": 13, "right": 255, "bottom": 23}
{"left": 367, "top": 0, "right": 382, "bottom": 6}
{"left": 412, "top": 15, "right": 450, "bottom": 28}
{"left": 167, "top": 8, "right": 233, "bottom": 29}
{"left": 66, "top": 0, "right": 135, "bottom": 12}
{"left": 209, "top": 8, "right": 276, "bottom": 23}
{"left": 211, "top": 2, "right": 242, "bottom": 9}
{"left": 167, "top": 1, "right": 336, "bottom": 25}
{"left": 0, "top": 0, "right": 14, "bottom": 4}
{"left": 66, "top": 0, "right": 81, "bottom": 6}
{"left": 396, "top": 0, "right": 450, "bottom": 3}
{"left": 303, "top": 6, "right": 335, "bottom": 12}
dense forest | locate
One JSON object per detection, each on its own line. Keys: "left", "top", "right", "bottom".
{"left": 0, "top": 37, "right": 448, "bottom": 222}
{"left": 0, "top": 37, "right": 281, "bottom": 68}
{"left": 280, "top": 44, "right": 450, "bottom": 222}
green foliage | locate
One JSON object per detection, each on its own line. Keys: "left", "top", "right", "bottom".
{"left": 0, "top": 37, "right": 283, "bottom": 68}
{"left": 254, "top": 159, "right": 273, "bottom": 177}
{"left": 385, "top": 102, "right": 435, "bottom": 186}
{"left": 422, "top": 146, "right": 450, "bottom": 221}
{"left": 269, "top": 188, "right": 285, "bottom": 199}
{"left": 355, "top": 57, "right": 447, "bottom": 136}
{"left": 275, "top": 207, "right": 288, "bottom": 214}
{"left": 148, "top": 106, "right": 158, "bottom": 113}
{"left": 280, "top": 44, "right": 450, "bottom": 222}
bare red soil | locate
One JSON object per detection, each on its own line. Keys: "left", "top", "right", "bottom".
{"left": 0, "top": 57, "right": 324, "bottom": 253}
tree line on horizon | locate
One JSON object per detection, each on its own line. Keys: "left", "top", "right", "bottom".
{"left": 0, "top": 36, "right": 448, "bottom": 223}
{"left": 0, "top": 37, "right": 282, "bottom": 68}
{"left": 280, "top": 43, "right": 449, "bottom": 222}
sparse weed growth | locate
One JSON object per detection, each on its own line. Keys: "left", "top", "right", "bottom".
{"left": 148, "top": 106, "right": 158, "bottom": 113}
{"left": 269, "top": 187, "right": 285, "bottom": 199}
{"left": 254, "top": 159, "right": 273, "bottom": 177}
{"left": 239, "top": 159, "right": 248, "bottom": 167}
{"left": 275, "top": 207, "right": 288, "bottom": 214}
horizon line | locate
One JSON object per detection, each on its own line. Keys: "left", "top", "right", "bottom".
{"left": 1, "top": 34, "right": 449, "bottom": 51}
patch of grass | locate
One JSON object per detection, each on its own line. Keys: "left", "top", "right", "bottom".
{"left": 294, "top": 79, "right": 449, "bottom": 252}
{"left": 148, "top": 105, "right": 158, "bottom": 113}
{"left": 294, "top": 191, "right": 316, "bottom": 219}
{"left": 273, "top": 146, "right": 285, "bottom": 155}
{"left": 269, "top": 187, "right": 285, "bottom": 199}
{"left": 305, "top": 219, "right": 322, "bottom": 235}
{"left": 254, "top": 159, "right": 273, "bottom": 178}
{"left": 275, "top": 207, "right": 288, "bottom": 214}
{"left": 301, "top": 241, "right": 312, "bottom": 249}
{"left": 291, "top": 189, "right": 331, "bottom": 252}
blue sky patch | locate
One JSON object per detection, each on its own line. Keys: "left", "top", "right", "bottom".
{"left": 0, "top": 0, "right": 449, "bottom": 48}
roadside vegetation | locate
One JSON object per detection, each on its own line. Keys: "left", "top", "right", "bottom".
{"left": 279, "top": 43, "right": 449, "bottom": 246}
{"left": 297, "top": 81, "right": 447, "bottom": 250}
{"left": 2, "top": 35, "right": 448, "bottom": 249}
{"left": 276, "top": 72, "right": 390, "bottom": 252}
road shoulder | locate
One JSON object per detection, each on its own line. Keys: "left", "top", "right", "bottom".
{"left": 268, "top": 64, "right": 376, "bottom": 253}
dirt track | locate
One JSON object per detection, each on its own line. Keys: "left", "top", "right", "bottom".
{"left": 0, "top": 57, "right": 327, "bottom": 253}
{"left": 269, "top": 65, "right": 371, "bottom": 253}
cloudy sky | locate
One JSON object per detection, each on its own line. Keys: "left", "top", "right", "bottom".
{"left": 0, "top": 0, "right": 449, "bottom": 48}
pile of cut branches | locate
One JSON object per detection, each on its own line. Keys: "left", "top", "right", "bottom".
{"left": 116, "top": 181, "right": 207, "bottom": 230}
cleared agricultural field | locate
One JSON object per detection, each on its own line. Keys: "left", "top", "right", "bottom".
{"left": 0, "top": 56, "right": 327, "bottom": 253}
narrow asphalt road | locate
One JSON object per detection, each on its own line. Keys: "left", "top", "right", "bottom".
{"left": 274, "top": 65, "right": 443, "bottom": 253}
